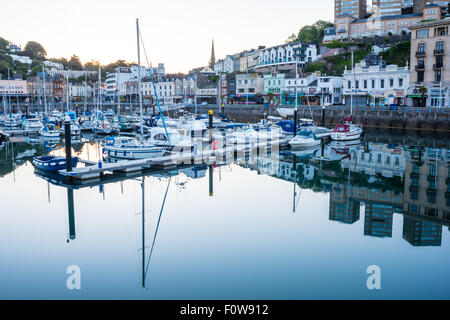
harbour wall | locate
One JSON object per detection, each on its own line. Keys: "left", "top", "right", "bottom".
{"left": 185, "top": 105, "right": 450, "bottom": 132}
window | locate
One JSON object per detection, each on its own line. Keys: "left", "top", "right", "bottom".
{"left": 411, "top": 190, "right": 418, "bottom": 200}
{"left": 363, "top": 80, "right": 367, "bottom": 89}
{"left": 348, "top": 81, "right": 351, "bottom": 89}
{"left": 355, "top": 80, "right": 359, "bottom": 89}
{"left": 380, "top": 79, "right": 385, "bottom": 89}
{"left": 418, "top": 43, "right": 425, "bottom": 53}
{"left": 389, "top": 79, "right": 394, "bottom": 88}
{"left": 416, "top": 29, "right": 428, "bottom": 39}
{"left": 372, "top": 79, "right": 375, "bottom": 89}
{"left": 417, "top": 71, "right": 424, "bottom": 82}
{"left": 435, "top": 70, "right": 442, "bottom": 82}
{"left": 399, "top": 78, "right": 403, "bottom": 87}
{"left": 430, "top": 164, "right": 437, "bottom": 177}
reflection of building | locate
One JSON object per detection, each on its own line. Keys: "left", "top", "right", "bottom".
{"left": 403, "top": 215, "right": 442, "bottom": 246}
{"left": 330, "top": 183, "right": 361, "bottom": 224}
{"left": 402, "top": 148, "right": 450, "bottom": 246}
{"left": 403, "top": 149, "right": 450, "bottom": 222}
{"left": 341, "top": 143, "right": 406, "bottom": 178}
{"left": 364, "top": 203, "right": 394, "bottom": 237}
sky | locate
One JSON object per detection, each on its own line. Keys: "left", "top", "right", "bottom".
{"left": 1, "top": 0, "right": 334, "bottom": 74}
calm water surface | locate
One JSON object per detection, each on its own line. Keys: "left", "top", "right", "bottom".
{"left": 0, "top": 131, "right": 449, "bottom": 300}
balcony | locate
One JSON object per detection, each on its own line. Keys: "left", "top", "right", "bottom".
{"left": 415, "top": 64, "right": 425, "bottom": 71}
{"left": 433, "top": 63, "right": 443, "bottom": 70}
{"left": 434, "top": 48, "right": 444, "bottom": 55}
{"left": 415, "top": 51, "right": 426, "bottom": 57}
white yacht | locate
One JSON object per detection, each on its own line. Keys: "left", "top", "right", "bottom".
{"left": 23, "top": 117, "right": 43, "bottom": 134}
{"left": 103, "top": 136, "right": 166, "bottom": 160}
{"left": 298, "top": 119, "right": 332, "bottom": 139}
{"left": 289, "top": 131, "right": 321, "bottom": 149}
{"left": 331, "top": 116, "right": 363, "bottom": 141}
{"left": 39, "top": 123, "right": 60, "bottom": 138}
{"left": 144, "top": 127, "right": 193, "bottom": 150}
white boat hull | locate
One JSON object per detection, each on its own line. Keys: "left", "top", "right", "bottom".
{"left": 103, "top": 146, "right": 165, "bottom": 160}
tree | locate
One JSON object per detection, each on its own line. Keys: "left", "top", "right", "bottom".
{"left": 84, "top": 59, "right": 100, "bottom": 71}
{"left": 289, "top": 20, "right": 334, "bottom": 45}
{"left": 0, "top": 37, "right": 10, "bottom": 50}
{"left": 68, "top": 54, "right": 83, "bottom": 70}
{"left": 23, "top": 41, "right": 47, "bottom": 60}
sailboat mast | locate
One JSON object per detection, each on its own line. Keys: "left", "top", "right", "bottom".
{"left": 137, "top": 18, "right": 144, "bottom": 135}
{"left": 351, "top": 50, "right": 354, "bottom": 116}
{"left": 42, "top": 65, "right": 47, "bottom": 116}
{"left": 98, "top": 65, "right": 102, "bottom": 119}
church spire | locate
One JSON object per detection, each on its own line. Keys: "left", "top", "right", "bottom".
{"left": 209, "top": 38, "right": 216, "bottom": 69}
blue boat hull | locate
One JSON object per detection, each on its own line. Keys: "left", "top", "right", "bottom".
{"left": 32, "top": 156, "right": 78, "bottom": 172}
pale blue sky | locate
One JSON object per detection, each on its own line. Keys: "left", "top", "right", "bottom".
{"left": 1, "top": 0, "right": 334, "bottom": 73}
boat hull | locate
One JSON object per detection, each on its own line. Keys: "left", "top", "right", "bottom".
{"left": 32, "top": 156, "right": 78, "bottom": 172}
{"left": 103, "top": 146, "right": 166, "bottom": 160}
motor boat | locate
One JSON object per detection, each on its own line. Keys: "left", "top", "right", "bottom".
{"left": 93, "top": 120, "right": 114, "bottom": 135}
{"left": 289, "top": 131, "right": 321, "bottom": 149}
{"left": 33, "top": 156, "right": 78, "bottom": 172}
{"left": 298, "top": 119, "right": 332, "bottom": 139}
{"left": 39, "top": 124, "right": 61, "bottom": 138}
{"left": 2, "top": 114, "right": 22, "bottom": 129}
{"left": 61, "top": 122, "right": 81, "bottom": 137}
{"left": 144, "top": 127, "right": 193, "bottom": 151}
{"left": 103, "top": 136, "right": 166, "bottom": 160}
{"left": 331, "top": 115, "right": 363, "bottom": 141}
{"left": 23, "top": 117, "right": 43, "bottom": 135}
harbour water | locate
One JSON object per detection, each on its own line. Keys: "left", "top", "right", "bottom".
{"left": 0, "top": 131, "right": 449, "bottom": 300}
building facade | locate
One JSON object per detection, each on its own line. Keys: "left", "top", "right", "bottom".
{"left": 409, "top": 16, "right": 450, "bottom": 107}
{"left": 343, "top": 56, "right": 410, "bottom": 106}
{"left": 334, "top": 0, "right": 367, "bottom": 22}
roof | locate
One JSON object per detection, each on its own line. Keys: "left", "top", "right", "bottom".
{"left": 409, "top": 17, "right": 450, "bottom": 30}
{"left": 353, "top": 13, "right": 422, "bottom": 24}
{"left": 424, "top": 4, "right": 440, "bottom": 8}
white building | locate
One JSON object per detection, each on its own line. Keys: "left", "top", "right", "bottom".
{"left": 69, "top": 84, "right": 93, "bottom": 99}
{"left": 47, "top": 69, "right": 97, "bottom": 80}
{"left": 44, "top": 60, "right": 64, "bottom": 70}
{"left": 106, "top": 64, "right": 165, "bottom": 98}
{"left": 214, "top": 55, "right": 235, "bottom": 74}
{"left": 0, "top": 80, "right": 28, "bottom": 96}
{"left": 8, "top": 54, "right": 32, "bottom": 65}
{"left": 256, "top": 42, "right": 319, "bottom": 71}
{"left": 236, "top": 73, "right": 264, "bottom": 96}
{"left": 317, "top": 76, "right": 344, "bottom": 105}
{"left": 343, "top": 56, "right": 410, "bottom": 106}
{"left": 284, "top": 72, "right": 321, "bottom": 96}
{"left": 142, "top": 79, "right": 176, "bottom": 105}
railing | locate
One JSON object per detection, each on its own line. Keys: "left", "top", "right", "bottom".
{"left": 434, "top": 48, "right": 445, "bottom": 55}
{"left": 415, "top": 64, "right": 425, "bottom": 71}
{"left": 415, "top": 51, "right": 426, "bottom": 57}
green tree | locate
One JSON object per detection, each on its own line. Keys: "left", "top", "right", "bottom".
{"left": 0, "top": 37, "right": 10, "bottom": 50}
{"left": 23, "top": 41, "right": 47, "bottom": 60}
{"left": 289, "top": 20, "right": 334, "bottom": 45}
{"left": 68, "top": 54, "right": 83, "bottom": 70}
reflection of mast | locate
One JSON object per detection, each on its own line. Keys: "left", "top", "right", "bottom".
{"left": 141, "top": 176, "right": 145, "bottom": 288}
{"left": 293, "top": 154, "right": 297, "bottom": 213}
{"left": 67, "top": 188, "right": 76, "bottom": 243}
{"left": 209, "top": 165, "right": 214, "bottom": 197}
{"left": 143, "top": 177, "right": 171, "bottom": 289}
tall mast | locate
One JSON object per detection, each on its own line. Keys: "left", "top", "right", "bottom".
{"left": 98, "top": 65, "right": 102, "bottom": 118}
{"left": 7, "top": 68, "right": 11, "bottom": 114}
{"left": 42, "top": 65, "right": 47, "bottom": 116}
{"left": 351, "top": 51, "right": 354, "bottom": 116}
{"left": 137, "top": 18, "right": 144, "bottom": 135}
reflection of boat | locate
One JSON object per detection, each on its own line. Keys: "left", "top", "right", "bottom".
{"left": 289, "top": 131, "right": 321, "bottom": 149}
{"left": 32, "top": 156, "right": 79, "bottom": 172}
{"left": 290, "top": 145, "right": 321, "bottom": 159}
{"left": 329, "top": 139, "right": 361, "bottom": 149}
{"left": 331, "top": 115, "right": 363, "bottom": 141}
{"left": 103, "top": 136, "right": 166, "bottom": 160}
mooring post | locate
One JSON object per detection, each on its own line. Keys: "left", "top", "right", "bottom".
{"left": 322, "top": 106, "right": 326, "bottom": 127}
{"left": 293, "top": 109, "right": 298, "bottom": 137}
{"left": 25, "top": 104, "right": 28, "bottom": 116}
{"left": 64, "top": 115, "right": 72, "bottom": 172}
{"left": 209, "top": 109, "right": 213, "bottom": 145}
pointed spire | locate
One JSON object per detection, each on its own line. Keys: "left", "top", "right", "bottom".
{"left": 209, "top": 38, "right": 216, "bottom": 68}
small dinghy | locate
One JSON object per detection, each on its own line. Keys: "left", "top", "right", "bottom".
{"left": 32, "top": 156, "right": 78, "bottom": 172}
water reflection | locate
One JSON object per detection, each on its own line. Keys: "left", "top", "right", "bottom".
{"left": 249, "top": 142, "right": 449, "bottom": 247}
{"left": 1, "top": 132, "right": 450, "bottom": 298}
